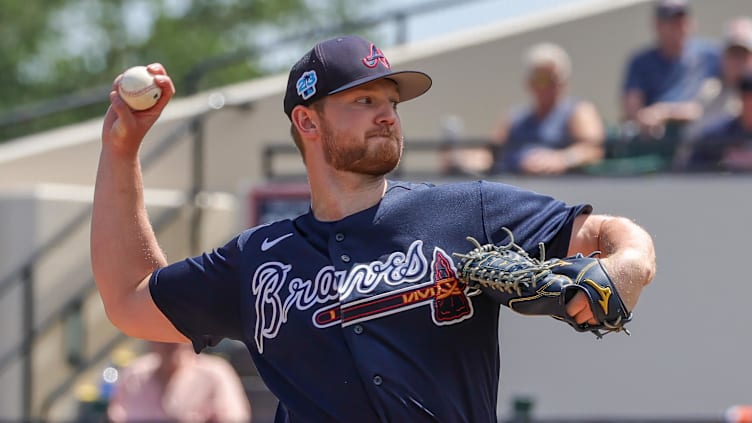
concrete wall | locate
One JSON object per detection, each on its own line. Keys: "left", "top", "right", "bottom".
{"left": 488, "top": 174, "right": 752, "bottom": 420}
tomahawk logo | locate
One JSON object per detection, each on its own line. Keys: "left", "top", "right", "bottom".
{"left": 251, "top": 241, "right": 474, "bottom": 353}
{"left": 312, "top": 247, "right": 474, "bottom": 329}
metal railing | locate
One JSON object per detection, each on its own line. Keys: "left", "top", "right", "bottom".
{"left": 36, "top": 202, "right": 187, "bottom": 419}
{"left": 261, "top": 137, "right": 496, "bottom": 180}
{"left": 0, "top": 111, "right": 202, "bottom": 420}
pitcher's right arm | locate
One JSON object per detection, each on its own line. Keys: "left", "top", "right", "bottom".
{"left": 90, "top": 63, "right": 188, "bottom": 343}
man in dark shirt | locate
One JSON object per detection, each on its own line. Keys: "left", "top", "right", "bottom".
{"left": 688, "top": 71, "right": 752, "bottom": 171}
{"left": 621, "top": 0, "right": 720, "bottom": 136}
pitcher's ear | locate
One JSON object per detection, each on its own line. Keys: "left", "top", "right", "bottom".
{"left": 291, "top": 106, "right": 318, "bottom": 135}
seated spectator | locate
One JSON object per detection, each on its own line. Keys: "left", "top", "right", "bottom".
{"left": 675, "top": 17, "right": 752, "bottom": 167}
{"left": 684, "top": 17, "right": 752, "bottom": 141}
{"left": 489, "top": 42, "right": 604, "bottom": 175}
{"left": 108, "top": 341, "right": 252, "bottom": 423}
{"left": 685, "top": 70, "right": 752, "bottom": 171}
{"left": 621, "top": 0, "right": 720, "bottom": 139}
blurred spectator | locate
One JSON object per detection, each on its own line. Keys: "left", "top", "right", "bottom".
{"left": 684, "top": 17, "right": 752, "bottom": 141}
{"left": 684, "top": 70, "right": 752, "bottom": 171}
{"left": 725, "top": 405, "right": 752, "bottom": 423}
{"left": 675, "top": 17, "right": 752, "bottom": 168}
{"left": 489, "top": 42, "right": 604, "bottom": 175}
{"left": 108, "top": 342, "right": 251, "bottom": 423}
{"left": 621, "top": 0, "right": 720, "bottom": 138}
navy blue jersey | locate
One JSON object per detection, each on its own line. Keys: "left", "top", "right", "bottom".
{"left": 150, "top": 180, "right": 590, "bottom": 422}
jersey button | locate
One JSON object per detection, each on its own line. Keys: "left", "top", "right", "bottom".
{"left": 340, "top": 254, "right": 351, "bottom": 263}
{"left": 372, "top": 375, "right": 383, "bottom": 386}
{"left": 353, "top": 325, "right": 363, "bottom": 334}
{"left": 335, "top": 233, "right": 345, "bottom": 242}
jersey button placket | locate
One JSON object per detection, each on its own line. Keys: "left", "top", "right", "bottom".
{"left": 340, "top": 254, "right": 351, "bottom": 263}
{"left": 372, "top": 375, "right": 383, "bottom": 386}
{"left": 353, "top": 325, "right": 363, "bottom": 334}
{"left": 335, "top": 232, "right": 345, "bottom": 242}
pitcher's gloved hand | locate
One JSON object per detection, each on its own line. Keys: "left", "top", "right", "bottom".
{"left": 453, "top": 228, "right": 632, "bottom": 338}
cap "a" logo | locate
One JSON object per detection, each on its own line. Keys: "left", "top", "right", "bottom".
{"left": 362, "top": 44, "right": 391, "bottom": 69}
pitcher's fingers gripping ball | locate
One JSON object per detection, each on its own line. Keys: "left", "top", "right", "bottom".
{"left": 453, "top": 228, "right": 632, "bottom": 338}
{"left": 118, "top": 66, "right": 162, "bottom": 111}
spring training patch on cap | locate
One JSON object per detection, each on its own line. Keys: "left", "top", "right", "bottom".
{"left": 296, "top": 70, "right": 318, "bottom": 100}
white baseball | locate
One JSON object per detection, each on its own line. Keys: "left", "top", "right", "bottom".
{"left": 118, "top": 66, "right": 162, "bottom": 111}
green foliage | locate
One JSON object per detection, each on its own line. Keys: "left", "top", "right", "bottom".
{"left": 0, "top": 0, "right": 364, "bottom": 142}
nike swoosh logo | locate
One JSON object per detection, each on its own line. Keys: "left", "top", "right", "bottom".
{"left": 261, "top": 233, "right": 294, "bottom": 251}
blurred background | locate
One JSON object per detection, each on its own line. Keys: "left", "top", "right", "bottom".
{"left": 1, "top": 0, "right": 751, "bottom": 422}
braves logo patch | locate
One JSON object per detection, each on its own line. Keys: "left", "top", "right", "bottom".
{"left": 296, "top": 70, "right": 318, "bottom": 100}
{"left": 251, "top": 241, "right": 475, "bottom": 353}
{"left": 363, "top": 44, "right": 390, "bottom": 69}
{"left": 312, "top": 248, "right": 473, "bottom": 329}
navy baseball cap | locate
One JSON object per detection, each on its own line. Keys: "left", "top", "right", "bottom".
{"left": 655, "top": 0, "right": 689, "bottom": 19}
{"left": 283, "top": 35, "right": 432, "bottom": 118}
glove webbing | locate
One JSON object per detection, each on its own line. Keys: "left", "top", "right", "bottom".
{"left": 453, "top": 228, "right": 556, "bottom": 296}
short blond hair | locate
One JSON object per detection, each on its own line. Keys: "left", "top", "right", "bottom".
{"left": 523, "top": 42, "right": 572, "bottom": 81}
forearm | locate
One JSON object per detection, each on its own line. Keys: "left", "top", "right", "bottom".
{"left": 89, "top": 64, "right": 189, "bottom": 341}
{"left": 654, "top": 101, "right": 702, "bottom": 122}
{"left": 90, "top": 146, "right": 166, "bottom": 311}
{"left": 594, "top": 217, "right": 656, "bottom": 311}
{"left": 637, "top": 102, "right": 702, "bottom": 130}
{"left": 560, "top": 142, "right": 604, "bottom": 168}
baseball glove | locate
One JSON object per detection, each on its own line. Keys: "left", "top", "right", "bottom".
{"left": 453, "top": 228, "right": 632, "bottom": 338}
